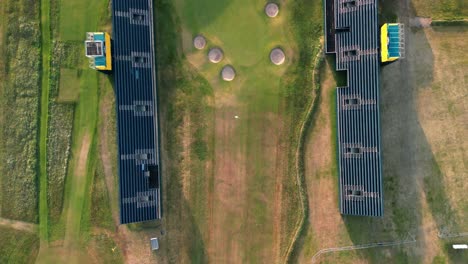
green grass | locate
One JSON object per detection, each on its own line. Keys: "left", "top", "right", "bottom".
{"left": 39, "top": 0, "right": 111, "bottom": 258}
{"left": 1, "top": 0, "right": 41, "bottom": 223}
{"left": 39, "top": 0, "right": 52, "bottom": 244}
{"left": 59, "top": 67, "right": 99, "bottom": 245}
{"left": 59, "top": 0, "right": 102, "bottom": 41}
{"left": 182, "top": 1, "right": 285, "bottom": 66}
{"left": 0, "top": 0, "right": 4, "bottom": 214}
{"left": 46, "top": 39, "right": 82, "bottom": 237}
{"left": 276, "top": 0, "right": 324, "bottom": 261}
{"left": 89, "top": 158, "right": 114, "bottom": 231}
{"left": 58, "top": 68, "right": 81, "bottom": 102}
{"left": 0, "top": 227, "right": 40, "bottom": 264}
{"left": 79, "top": 133, "right": 99, "bottom": 241}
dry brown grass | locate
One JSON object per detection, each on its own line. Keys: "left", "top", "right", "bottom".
{"left": 411, "top": 0, "right": 468, "bottom": 19}
{"left": 417, "top": 27, "right": 468, "bottom": 231}
{"left": 297, "top": 23, "right": 467, "bottom": 264}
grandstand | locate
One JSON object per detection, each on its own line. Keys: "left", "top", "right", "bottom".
{"left": 112, "top": 0, "right": 162, "bottom": 224}
{"left": 324, "top": 0, "right": 384, "bottom": 216}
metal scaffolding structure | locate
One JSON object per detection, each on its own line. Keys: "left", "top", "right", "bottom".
{"left": 112, "top": 0, "right": 162, "bottom": 224}
{"left": 324, "top": 0, "right": 384, "bottom": 216}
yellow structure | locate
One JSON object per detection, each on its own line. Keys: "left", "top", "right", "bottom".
{"left": 85, "top": 32, "right": 112, "bottom": 71}
{"left": 380, "top": 23, "right": 402, "bottom": 62}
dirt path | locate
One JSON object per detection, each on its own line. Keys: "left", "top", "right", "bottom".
{"left": 0, "top": 217, "right": 37, "bottom": 233}
{"left": 63, "top": 133, "right": 91, "bottom": 249}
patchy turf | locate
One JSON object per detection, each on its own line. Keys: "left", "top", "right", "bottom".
{"left": 411, "top": 0, "right": 468, "bottom": 19}
{"left": 416, "top": 26, "right": 468, "bottom": 233}
{"left": 58, "top": 69, "right": 81, "bottom": 102}
{"left": 155, "top": 0, "right": 323, "bottom": 262}
{"left": 0, "top": 227, "right": 40, "bottom": 264}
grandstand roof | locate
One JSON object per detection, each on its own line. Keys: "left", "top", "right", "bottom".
{"left": 112, "top": 0, "right": 162, "bottom": 224}
{"left": 324, "top": 0, "right": 384, "bottom": 216}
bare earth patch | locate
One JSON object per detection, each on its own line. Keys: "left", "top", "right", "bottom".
{"left": 0, "top": 217, "right": 37, "bottom": 233}
{"left": 409, "top": 17, "right": 432, "bottom": 28}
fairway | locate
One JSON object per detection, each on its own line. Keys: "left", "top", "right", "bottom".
{"left": 178, "top": 2, "right": 291, "bottom": 262}
{"left": 162, "top": 0, "right": 323, "bottom": 262}
{"left": 59, "top": 0, "right": 102, "bottom": 41}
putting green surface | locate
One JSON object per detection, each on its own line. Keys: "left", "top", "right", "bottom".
{"left": 182, "top": 1, "right": 284, "bottom": 65}
{"left": 177, "top": 0, "right": 289, "bottom": 113}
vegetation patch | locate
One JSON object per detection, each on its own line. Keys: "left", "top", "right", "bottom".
{"left": 45, "top": 1, "right": 79, "bottom": 237}
{"left": 89, "top": 156, "right": 114, "bottom": 231}
{"left": 280, "top": 0, "right": 323, "bottom": 260}
{"left": 0, "top": 227, "right": 40, "bottom": 264}
{"left": 86, "top": 232, "right": 124, "bottom": 264}
{"left": 0, "top": 0, "right": 41, "bottom": 223}
{"left": 46, "top": 103, "right": 74, "bottom": 225}
{"left": 59, "top": 0, "right": 103, "bottom": 41}
{"left": 58, "top": 69, "right": 81, "bottom": 102}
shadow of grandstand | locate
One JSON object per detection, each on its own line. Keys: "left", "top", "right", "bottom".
{"left": 175, "top": 0, "right": 233, "bottom": 32}
{"left": 325, "top": 55, "right": 347, "bottom": 87}
{"left": 342, "top": 1, "right": 463, "bottom": 262}
{"left": 157, "top": 195, "right": 208, "bottom": 263}
{"left": 152, "top": 1, "right": 210, "bottom": 263}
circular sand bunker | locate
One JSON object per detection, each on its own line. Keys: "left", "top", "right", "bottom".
{"left": 193, "top": 35, "right": 207, "bottom": 50}
{"left": 208, "top": 47, "right": 224, "bottom": 63}
{"left": 270, "top": 48, "right": 285, "bottom": 65}
{"left": 221, "top": 65, "right": 236, "bottom": 81}
{"left": 265, "top": 3, "right": 279, "bottom": 18}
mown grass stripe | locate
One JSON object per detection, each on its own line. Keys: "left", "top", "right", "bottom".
{"left": 39, "top": 0, "right": 51, "bottom": 244}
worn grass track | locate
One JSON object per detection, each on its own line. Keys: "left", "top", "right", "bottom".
{"left": 39, "top": 0, "right": 51, "bottom": 246}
